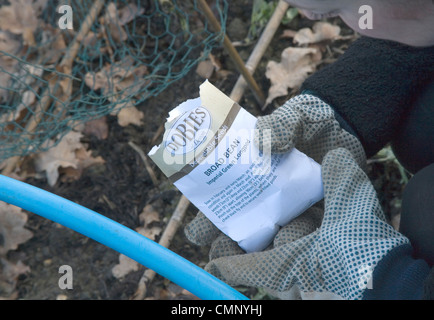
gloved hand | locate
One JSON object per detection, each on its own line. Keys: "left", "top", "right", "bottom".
{"left": 253, "top": 93, "right": 366, "bottom": 167}
{"left": 300, "top": 36, "right": 434, "bottom": 173}
{"left": 185, "top": 93, "right": 367, "bottom": 251}
{"left": 187, "top": 148, "right": 432, "bottom": 299}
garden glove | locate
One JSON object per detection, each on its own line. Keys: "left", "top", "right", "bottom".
{"left": 202, "top": 148, "right": 431, "bottom": 300}
{"left": 300, "top": 36, "right": 434, "bottom": 173}
{"left": 253, "top": 93, "right": 366, "bottom": 167}
{"left": 185, "top": 92, "right": 366, "bottom": 248}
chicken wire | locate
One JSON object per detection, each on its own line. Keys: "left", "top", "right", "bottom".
{"left": 0, "top": 0, "right": 227, "bottom": 163}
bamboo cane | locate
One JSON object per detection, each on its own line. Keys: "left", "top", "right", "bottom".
{"left": 132, "top": 195, "right": 190, "bottom": 300}
{"left": 230, "top": 1, "right": 290, "bottom": 106}
{"left": 197, "top": 0, "right": 265, "bottom": 106}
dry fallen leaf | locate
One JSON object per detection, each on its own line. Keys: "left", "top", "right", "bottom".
{"left": 0, "top": 0, "right": 45, "bottom": 46}
{"left": 112, "top": 254, "right": 139, "bottom": 279}
{"left": 0, "top": 31, "right": 21, "bottom": 56}
{"left": 0, "top": 62, "right": 44, "bottom": 126}
{"left": 116, "top": 106, "right": 144, "bottom": 127}
{"left": 102, "top": 2, "right": 145, "bottom": 43}
{"left": 0, "top": 202, "right": 33, "bottom": 256}
{"left": 196, "top": 60, "right": 215, "bottom": 79}
{"left": 102, "top": 3, "right": 128, "bottom": 43}
{"left": 35, "top": 131, "right": 83, "bottom": 186}
{"left": 35, "top": 131, "right": 105, "bottom": 186}
{"left": 84, "top": 57, "right": 148, "bottom": 94}
{"left": 136, "top": 225, "right": 162, "bottom": 241}
{"left": 195, "top": 53, "right": 222, "bottom": 79}
{"left": 0, "top": 202, "right": 32, "bottom": 299}
{"left": 59, "top": 147, "right": 106, "bottom": 183}
{"left": 139, "top": 204, "right": 160, "bottom": 227}
{"left": 37, "top": 25, "right": 67, "bottom": 65}
{"left": 264, "top": 47, "right": 321, "bottom": 106}
{"left": 83, "top": 116, "right": 109, "bottom": 140}
{"left": 292, "top": 22, "right": 341, "bottom": 46}
{"left": 0, "top": 258, "right": 30, "bottom": 298}
{"left": 84, "top": 57, "right": 148, "bottom": 126}
{"left": 136, "top": 204, "right": 162, "bottom": 241}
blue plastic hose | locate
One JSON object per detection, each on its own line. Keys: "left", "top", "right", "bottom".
{"left": 0, "top": 174, "right": 248, "bottom": 300}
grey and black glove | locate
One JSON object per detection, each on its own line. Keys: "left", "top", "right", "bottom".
{"left": 301, "top": 36, "right": 434, "bottom": 173}
{"left": 188, "top": 148, "right": 433, "bottom": 299}
{"left": 253, "top": 93, "right": 366, "bottom": 167}
{"left": 185, "top": 92, "right": 366, "bottom": 249}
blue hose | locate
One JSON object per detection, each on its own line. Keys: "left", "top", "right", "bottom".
{"left": 0, "top": 174, "right": 248, "bottom": 300}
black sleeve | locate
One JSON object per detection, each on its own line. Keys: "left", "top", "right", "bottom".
{"left": 301, "top": 36, "right": 434, "bottom": 158}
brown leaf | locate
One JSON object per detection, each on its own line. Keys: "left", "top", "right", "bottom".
{"left": 139, "top": 204, "right": 160, "bottom": 227}
{"left": 37, "top": 25, "right": 67, "bottom": 65}
{"left": 101, "top": 3, "right": 144, "bottom": 43}
{"left": 195, "top": 53, "right": 222, "bottom": 79}
{"left": 118, "top": 3, "right": 145, "bottom": 25}
{"left": 84, "top": 57, "right": 148, "bottom": 126}
{"left": 102, "top": 3, "right": 128, "bottom": 42}
{"left": 0, "top": 0, "right": 42, "bottom": 46}
{"left": 0, "top": 203, "right": 33, "bottom": 256}
{"left": 35, "top": 131, "right": 82, "bottom": 186}
{"left": 111, "top": 254, "right": 139, "bottom": 279}
{"left": 293, "top": 22, "right": 341, "bottom": 46}
{"left": 265, "top": 47, "right": 321, "bottom": 106}
{"left": 196, "top": 60, "right": 215, "bottom": 79}
{"left": 59, "top": 147, "right": 105, "bottom": 183}
{"left": 136, "top": 204, "right": 162, "bottom": 241}
{"left": 83, "top": 116, "right": 109, "bottom": 140}
{"left": 135, "top": 225, "right": 162, "bottom": 241}
{"left": 0, "top": 258, "right": 30, "bottom": 298}
{"left": 280, "top": 29, "right": 297, "bottom": 39}
{"left": 0, "top": 31, "right": 21, "bottom": 57}
{"left": 116, "top": 106, "right": 144, "bottom": 127}
{"left": 35, "top": 131, "right": 105, "bottom": 186}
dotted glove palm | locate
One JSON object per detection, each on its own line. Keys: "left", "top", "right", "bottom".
{"left": 185, "top": 93, "right": 366, "bottom": 251}
{"left": 202, "top": 148, "right": 410, "bottom": 299}
{"left": 253, "top": 94, "right": 365, "bottom": 166}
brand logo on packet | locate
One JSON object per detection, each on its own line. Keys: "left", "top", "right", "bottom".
{"left": 165, "top": 106, "right": 211, "bottom": 156}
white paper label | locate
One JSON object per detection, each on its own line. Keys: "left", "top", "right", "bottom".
{"left": 149, "top": 80, "right": 324, "bottom": 252}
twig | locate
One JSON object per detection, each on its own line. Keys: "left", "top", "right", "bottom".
{"left": 150, "top": 123, "right": 165, "bottom": 145}
{"left": 128, "top": 141, "right": 159, "bottom": 186}
{"left": 60, "top": 0, "right": 105, "bottom": 69}
{"left": 230, "top": 0, "right": 289, "bottom": 105}
{"left": 132, "top": 195, "right": 190, "bottom": 300}
{"left": 1, "top": 0, "right": 105, "bottom": 176}
{"left": 197, "top": 0, "right": 265, "bottom": 106}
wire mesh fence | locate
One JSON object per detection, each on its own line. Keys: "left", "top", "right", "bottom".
{"left": 0, "top": 0, "right": 227, "bottom": 163}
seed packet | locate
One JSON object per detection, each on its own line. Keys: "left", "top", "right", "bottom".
{"left": 148, "top": 80, "right": 323, "bottom": 252}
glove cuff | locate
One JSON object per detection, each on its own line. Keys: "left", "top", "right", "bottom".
{"left": 301, "top": 37, "right": 434, "bottom": 158}
{"left": 302, "top": 89, "right": 360, "bottom": 142}
{"left": 362, "top": 244, "right": 431, "bottom": 300}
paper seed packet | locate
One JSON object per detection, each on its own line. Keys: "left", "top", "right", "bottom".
{"left": 148, "top": 80, "right": 323, "bottom": 252}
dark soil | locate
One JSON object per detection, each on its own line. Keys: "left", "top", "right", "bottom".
{"left": 10, "top": 1, "right": 405, "bottom": 300}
